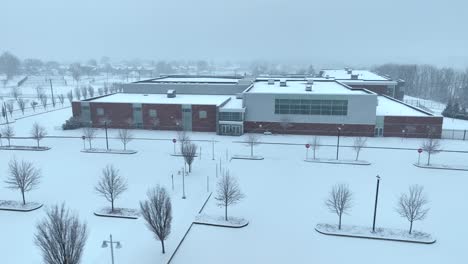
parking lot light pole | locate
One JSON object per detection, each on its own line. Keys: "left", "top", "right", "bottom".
{"left": 101, "top": 234, "right": 122, "bottom": 264}
{"left": 104, "top": 121, "right": 109, "bottom": 150}
{"left": 372, "top": 175, "right": 381, "bottom": 232}
{"left": 336, "top": 126, "right": 342, "bottom": 160}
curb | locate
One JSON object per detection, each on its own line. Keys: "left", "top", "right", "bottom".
{"left": 193, "top": 221, "right": 249, "bottom": 229}
{"left": 93, "top": 212, "right": 139, "bottom": 219}
{"left": 413, "top": 163, "right": 468, "bottom": 171}
{"left": 305, "top": 159, "right": 371, "bottom": 165}
{"left": 81, "top": 149, "right": 138, "bottom": 155}
{"left": 315, "top": 227, "right": 436, "bottom": 244}
{"left": 0, "top": 203, "right": 43, "bottom": 212}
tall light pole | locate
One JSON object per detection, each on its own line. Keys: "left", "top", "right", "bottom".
{"left": 212, "top": 138, "right": 215, "bottom": 160}
{"left": 104, "top": 120, "right": 109, "bottom": 150}
{"left": 372, "top": 175, "right": 381, "bottom": 232}
{"left": 336, "top": 126, "right": 342, "bottom": 160}
{"left": 101, "top": 234, "right": 122, "bottom": 264}
{"left": 179, "top": 167, "right": 186, "bottom": 199}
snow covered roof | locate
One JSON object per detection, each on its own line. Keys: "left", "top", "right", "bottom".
{"left": 220, "top": 97, "right": 244, "bottom": 111}
{"left": 88, "top": 93, "right": 231, "bottom": 106}
{"left": 141, "top": 76, "right": 241, "bottom": 84}
{"left": 247, "top": 80, "right": 368, "bottom": 95}
{"left": 376, "top": 96, "right": 431, "bottom": 117}
{"left": 321, "top": 69, "right": 390, "bottom": 81}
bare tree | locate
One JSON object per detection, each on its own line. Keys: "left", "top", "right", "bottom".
{"left": 87, "top": 85, "right": 94, "bottom": 97}
{"left": 30, "top": 101, "right": 37, "bottom": 112}
{"left": 39, "top": 94, "right": 48, "bottom": 110}
{"left": 117, "top": 129, "right": 133, "bottom": 150}
{"left": 396, "top": 185, "right": 429, "bottom": 234}
{"left": 421, "top": 138, "right": 442, "bottom": 165}
{"left": 31, "top": 122, "right": 47, "bottom": 148}
{"left": 6, "top": 101, "right": 14, "bottom": 117}
{"left": 95, "top": 165, "right": 128, "bottom": 212}
{"left": 177, "top": 130, "right": 189, "bottom": 149}
{"left": 103, "top": 83, "right": 109, "bottom": 94}
{"left": 1, "top": 125, "right": 14, "bottom": 146}
{"left": 279, "top": 117, "right": 292, "bottom": 133}
{"left": 35, "top": 203, "right": 88, "bottom": 264}
{"left": 17, "top": 98, "right": 27, "bottom": 115}
{"left": 140, "top": 185, "right": 172, "bottom": 254}
{"left": 215, "top": 171, "right": 245, "bottom": 221}
{"left": 80, "top": 86, "right": 88, "bottom": 99}
{"left": 82, "top": 126, "right": 97, "bottom": 149}
{"left": 67, "top": 90, "right": 73, "bottom": 104}
{"left": 181, "top": 141, "right": 197, "bottom": 172}
{"left": 58, "top": 94, "right": 65, "bottom": 106}
{"left": 352, "top": 137, "right": 367, "bottom": 161}
{"left": 5, "top": 158, "right": 41, "bottom": 205}
{"left": 97, "top": 87, "right": 104, "bottom": 96}
{"left": 74, "top": 87, "right": 81, "bottom": 100}
{"left": 244, "top": 134, "right": 260, "bottom": 156}
{"left": 325, "top": 184, "right": 353, "bottom": 230}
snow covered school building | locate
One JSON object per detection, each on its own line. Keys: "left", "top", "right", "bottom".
{"left": 71, "top": 70, "right": 443, "bottom": 138}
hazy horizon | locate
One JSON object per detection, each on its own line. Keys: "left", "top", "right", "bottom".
{"left": 2, "top": 0, "right": 468, "bottom": 68}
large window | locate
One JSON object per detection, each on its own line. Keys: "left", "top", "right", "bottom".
{"left": 149, "top": 109, "right": 157, "bottom": 118}
{"left": 274, "top": 99, "right": 347, "bottom": 116}
{"left": 219, "top": 112, "right": 243, "bottom": 121}
{"left": 96, "top": 107, "right": 104, "bottom": 116}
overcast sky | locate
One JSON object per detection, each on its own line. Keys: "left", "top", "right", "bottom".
{"left": 2, "top": 0, "right": 468, "bottom": 67}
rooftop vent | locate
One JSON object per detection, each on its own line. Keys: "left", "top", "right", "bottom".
{"left": 347, "top": 69, "right": 353, "bottom": 74}
{"left": 280, "top": 80, "right": 287, "bottom": 87}
{"left": 268, "top": 79, "right": 275, "bottom": 85}
{"left": 305, "top": 84, "right": 312, "bottom": 92}
{"left": 306, "top": 78, "right": 314, "bottom": 85}
{"left": 350, "top": 74, "right": 359, "bottom": 80}
{"left": 167, "top": 89, "right": 176, "bottom": 98}
{"left": 325, "top": 75, "right": 330, "bottom": 79}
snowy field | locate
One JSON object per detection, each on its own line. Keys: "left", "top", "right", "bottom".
{"left": 1, "top": 108, "right": 468, "bottom": 263}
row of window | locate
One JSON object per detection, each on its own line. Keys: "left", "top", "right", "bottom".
{"left": 274, "top": 99, "right": 348, "bottom": 116}
{"left": 218, "top": 112, "right": 243, "bottom": 121}
{"left": 95, "top": 108, "right": 208, "bottom": 119}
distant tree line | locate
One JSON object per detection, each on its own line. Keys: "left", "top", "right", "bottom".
{"left": 373, "top": 64, "right": 468, "bottom": 108}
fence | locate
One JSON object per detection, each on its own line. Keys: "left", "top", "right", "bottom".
{"left": 442, "top": 129, "right": 468, "bottom": 140}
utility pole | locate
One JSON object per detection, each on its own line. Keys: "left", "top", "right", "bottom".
{"left": 49, "top": 79, "right": 55, "bottom": 106}
{"left": 372, "top": 175, "right": 381, "bottom": 232}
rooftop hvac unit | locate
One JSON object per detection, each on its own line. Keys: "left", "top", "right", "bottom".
{"left": 167, "top": 89, "right": 176, "bottom": 98}
{"left": 236, "top": 93, "right": 243, "bottom": 99}
{"left": 325, "top": 75, "right": 330, "bottom": 79}
{"left": 347, "top": 69, "right": 353, "bottom": 74}
{"left": 280, "top": 80, "right": 287, "bottom": 87}
{"left": 305, "top": 84, "right": 312, "bottom": 91}
{"left": 306, "top": 79, "right": 314, "bottom": 85}
{"left": 268, "top": 79, "right": 275, "bottom": 85}
{"left": 351, "top": 74, "right": 359, "bottom": 80}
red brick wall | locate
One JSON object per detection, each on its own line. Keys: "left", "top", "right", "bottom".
{"left": 383, "top": 116, "right": 443, "bottom": 138}
{"left": 142, "top": 104, "right": 182, "bottom": 130}
{"left": 90, "top": 103, "right": 133, "bottom": 128}
{"left": 349, "top": 85, "right": 390, "bottom": 96}
{"left": 244, "top": 121, "right": 375, "bottom": 137}
{"left": 191, "top": 105, "right": 217, "bottom": 132}
{"left": 71, "top": 102, "right": 81, "bottom": 117}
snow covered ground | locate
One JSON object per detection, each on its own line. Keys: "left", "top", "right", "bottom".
{"left": 1, "top": 108, "right": 468, "bottom": 263}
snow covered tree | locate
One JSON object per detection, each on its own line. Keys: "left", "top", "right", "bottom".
{"left": 39, "top": 94, "right": 48, "bottom": 110}
{"left": 80, "top": 86, "right": 88, "bottom": 99}
{"left": 17, "top": 98, "right": 26, "bottom": 114}
{"left": 117, "top": 129, "right": 133, "bottom": 151}
{"left": 67, "top": 90, "right": 73, "bottom": 104}
{"left": 6, "top": 101, "right": 14, "bottom": 117}
{"left": 57, "top": 94, "right": 65, "bottom": 106}
{"left": 31, "top": 122, "right": 47, "bottom": 148}
{"left": 35, "top": 203, "right": 88, "bottom": 264}
{"left": 1, "top": 125, "right": 14, "bottom": 146}
{"left": 95, "top": 165, "right": 128, "bottom": 213}
{"left": 30, "top": 101, "right": 37, "bottom": 112}
{"left": 87, "top": 85, "right": 94, "bottom": 98}
{"left": 11, "top": 86, "right": 21, "bottom": 102}
{"left": 181, "top": 141, "right": 197, "bottom": 172}
{"left": 74, "top": 87, "right": 81, "bottom": 100}
{"left": 310, "top": 136, "right": 320, "bottom": 160}
{"left": 140, "top": 185, "right": 172, "bottom": 254}
{"left": 0, "top": 52, "right": 20, "bottom": 80}
{"left": 5, "top": 158, "right": 41, "bottom": 205}
{"left": 82, "top": 126, "right": 97, "bottom": 149}
{"left": 396, "top": 185, "right": 429, "bottom": 234}
{"left": 421, "top": 138, "right": 442, "bottom": 165}
{"left": 244, "top": 134, "right": 260, "bottom": 157}
{"left": 352, "top": 137, "right": 367, "bottom": 161}
{"left": 215, "top": 171, "right": 245, "bottom": 221}
{"left": 325, "top": 184, "right": 353, "bottom": 230}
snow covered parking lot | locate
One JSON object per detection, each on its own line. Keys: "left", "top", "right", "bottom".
{"left": 0, "top": 108, "right": 467, "bottom": 264}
